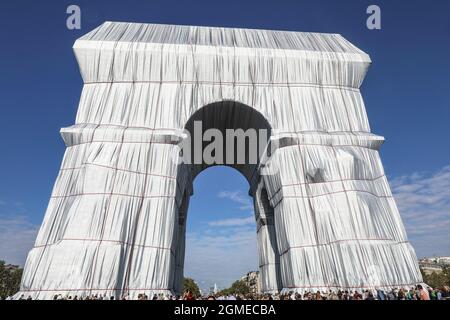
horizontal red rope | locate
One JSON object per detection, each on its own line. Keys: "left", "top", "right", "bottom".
{"left": 66, "top": 140, "right": 176, "bottom": 148}
{"left": 283, "top": 189, "right": 392, "bottom": 199}
{"left": 33, "top": 238, "right": 175, "bottom": 255}
{"left": 18, "top": 288, "right": 171, "bottom": 292}
{"left": 272, "top": 188, "right": 394, "bottom": 209}
{"left": 60, "top": 163, "right": 178, "bottom": 180}
{"left": 280, "top": 238, "right": 410, "bottom": 256}
{"left": 284, "top": 282, "right": 422, "bottom": 290}
{"left": 72, "top": 122, "right": 371, "bottom": 136}
{"left": 268, "top": 174, "right": 386, "bottom": 202}
{"left": 83, "top": 80, "right": 361, "bottom": 92}
{"left": 66, "top": 140, "right": 378, "bottom": 151}
{"left": 259, "top": 262, "right": 280, "bottom": 268}
{"left": 51, "top": 193, "right": 176, "bottom": 199}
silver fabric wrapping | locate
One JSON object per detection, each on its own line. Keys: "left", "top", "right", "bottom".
{"left": 16, "top": 22, "right": 422, "bottom": 299}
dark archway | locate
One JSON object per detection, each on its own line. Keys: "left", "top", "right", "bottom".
{"left": 173, "top": 100, "right": 281, "bottom": 294}
{"left": 184, "top": 100, "right": 272, "bottom": 182}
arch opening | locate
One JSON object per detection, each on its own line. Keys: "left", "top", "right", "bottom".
{"left": 172, "top": 101, "right": 280, "bottom": 295}
{"left": 182, "top": 166, "right": 257, "bottom": 293}
{"left": 183, "top": 100, "right": 272, "bottom": 183}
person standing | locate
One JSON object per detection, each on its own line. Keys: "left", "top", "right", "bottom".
{"left": 417, "top": 285, "right": 430, "bottom": 300}
{"left": 183, "top": 290, "right": 195, "bottom": 300}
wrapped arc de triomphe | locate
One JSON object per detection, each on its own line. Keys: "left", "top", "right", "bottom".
{"left": 16, "top": 22, "right": 422, "bottom": 299}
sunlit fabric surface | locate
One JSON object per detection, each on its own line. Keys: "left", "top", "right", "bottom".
{"left": 16, "top": 22, "right": 422, "bottom": 299}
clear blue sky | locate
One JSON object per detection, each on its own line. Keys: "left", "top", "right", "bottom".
{"left": 0, "top": 0, "right": 449, "bottom": 292}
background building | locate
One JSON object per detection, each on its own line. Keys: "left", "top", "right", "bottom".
{"left": 241, "top": 271, "right": 261, "bottom": 294}
{"left": 419, "top": 256, "right": 450, "bottom": 275}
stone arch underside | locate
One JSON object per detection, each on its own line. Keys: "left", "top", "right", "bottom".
{"left": 184, "top": 100, "right": 272, "bottom": 181}
{"left": 16, "top": 22, "right": 422, "bottom": 299}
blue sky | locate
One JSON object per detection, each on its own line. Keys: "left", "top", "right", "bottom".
{"left": 0, "top": 0, "right": 449, "bottom": 292}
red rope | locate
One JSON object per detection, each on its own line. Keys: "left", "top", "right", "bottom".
{"left": 280, "top": 239, "right": 410, "bottom": 256}
{"left": 284, "top": 282, "right": 421, "bottom": 289}
{"left": 268, "top": 174, "right": 386, "bottom": 202}
{"left": 51, "top": 193, "right": 176, "bottom": 199}
{"left": 33, "top": 238, "right": 175, "bottom": 256}
{"left": 83, "top": 80, "right": 361, "bottom": 91}
{"left": 18, "top": 288, "right": 171, "bottom": 292}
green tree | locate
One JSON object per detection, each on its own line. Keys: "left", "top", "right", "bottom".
{"left": 444, "top": 267, "right": 450, "bottom": 287}
{"left": 420, "top": 267, "right": 450, "bottom": 289}
{"left": 218, "top": 280, "right": 250, "bottom": 296}
{"left": 182, "top": 277, "right": 201, "bottom": 297}
{"left": 230, "top": 280, "right": 251, "bottom": 295}
{"left": 0, "top": 260, "right": 23, "bottom": 299}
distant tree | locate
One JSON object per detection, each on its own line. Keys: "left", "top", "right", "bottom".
{"left": 182, "top": 277, "right": 201, "bottom": 297}
{"left": 444, "top": 267, "right": 450, "bottom": 287}
{"left": 230, "top": 280, "right": 251, "bottom": 295}
{"left": 218, "top": 280, "right": 250, "bottom": 296}
{"left": 420, "top": 267, "right": 450, "bottom": 289}
{"left": 0, "top": 260, "right": 23, "bottom": 299}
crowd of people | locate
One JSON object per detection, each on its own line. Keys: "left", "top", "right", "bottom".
{"left": 180, "top": 285, "right": 447, "bottom": 300}
{"left": 215, "top": 286, "right": 447, "bottom": 300}
{"left": 8, "top": 285, "right": 448, "bottom": 300}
